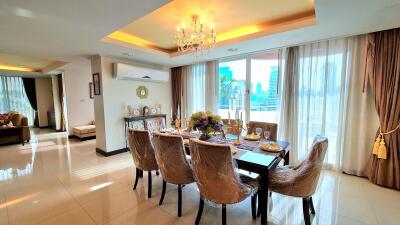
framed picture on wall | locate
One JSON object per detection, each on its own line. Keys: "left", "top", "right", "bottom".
{"left": 89, "top": 82, "right": 94, "bottom": 99}
{"left": 92, "top": 73, "right": 101, "bottom": 95}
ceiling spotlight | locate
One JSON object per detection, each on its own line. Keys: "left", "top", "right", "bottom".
{"left": 227, "top": 48, "right": 238, "bottom": 52}
{"left": 122, "top": 52, "right": 134, "bottom": 57}
{"left": 15, "top": 8, "right": 33, "bottom": 18}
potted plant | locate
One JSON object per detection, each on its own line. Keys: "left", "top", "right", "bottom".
{"left": 190, "top": 111, "right": 223, "bottom": 140}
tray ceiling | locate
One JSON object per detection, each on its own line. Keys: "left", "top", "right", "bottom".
{"left": 103, "top": 0, "right": 315, "bottom": 55}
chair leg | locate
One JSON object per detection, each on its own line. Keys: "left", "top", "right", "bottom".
{"left": 133, "top": 168, "right": 140, "bottom": 190}
{"left": 178, "top": 184, "right": 182, "bottom": 217}
{"left": 309, "top": 197, "right": 315, "bottom": 214}
{"left": 159, "top": 180, "right": 166, "bottom": 205}
{"left": 251, "top": 194, "right": 257, "bottom": 220}
{"left": 222, "top": 204, "right": 227, "bottom": 225}
{"left": 195, "top": 197, "right": 204, "bottom": 225}
{"left": 148, "top": 171, "right": 152, "bottom": 198}
{"left": 302, "top": 198, "right": 311, "bottom": 225}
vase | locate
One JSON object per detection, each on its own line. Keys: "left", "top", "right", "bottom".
{"left": 199, "top": 132, "right": 211, "bottom": 140}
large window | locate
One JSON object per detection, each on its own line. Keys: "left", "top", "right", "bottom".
{"left": 218, "top": 51, "right": 280, "bottom": 123}
{"left": 218, "top": 59, "right": 246, "bottom": 120}
{"left": 250, "top": 52, "right": 279, "bottom": 122}
{"left": 0, "top": 76, "right": 35, "bottom": 125}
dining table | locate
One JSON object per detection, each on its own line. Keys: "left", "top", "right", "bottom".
{"left": 170, "top": 131, "right": 290, "bottom": 225}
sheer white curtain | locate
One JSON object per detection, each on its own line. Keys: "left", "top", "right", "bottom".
{"left": 341, "top": 36, "right": 379, "bottom": 175}
{"left": 181, "top": 61, "right": 219, "bottom": 119}
{"left": 0, "top": 76, "right": 35, "bottom": 125}
{"left": 279, "top": 37, "right": 373, "bottom": 170}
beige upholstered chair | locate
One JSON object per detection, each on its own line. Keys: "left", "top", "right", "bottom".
{"left": 222, "top": 119, "right": 242, "bottom": 134}
{"left": 268, "top": 135, "right": 328, "bottom": 225}
{"left": 152, "top": 132, "right": 194, "bottom": 216}
{"left": 247, "top": 121, "right": 278, "bottom": 141}
{"left": 189, "top": 138, "right": 258, "bottom": 225}
{"left": 128, "top": 128, "right": 159, "bottom": 198}
{"left": 144, "top": 118, "right": 165, "bottom": 133}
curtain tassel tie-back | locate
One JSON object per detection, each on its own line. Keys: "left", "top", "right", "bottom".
{"left": 372, "top": 134, "right": 381, "bottom": 155}
{"left": 377, "top": 137, "right": 387, "bottom": 159}
{"left": 373, "top": 123, "right": 400, "bottom": 159}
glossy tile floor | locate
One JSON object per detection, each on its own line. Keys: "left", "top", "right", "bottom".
{"left": 0, "top": 130, "right": 399, "bottom": 225}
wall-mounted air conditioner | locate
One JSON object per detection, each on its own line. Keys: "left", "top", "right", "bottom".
{"left": 113, "top": 63, "right": 169, "bottom": 82}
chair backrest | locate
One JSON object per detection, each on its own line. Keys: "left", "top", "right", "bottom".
{"left": 144, "top": 118, "right": 165, "bottom": 133}
{"left": 152, "top": 132, "right": 194, "bottom": 184}
{"left": 222, "top": 119, "right": 242, "bottom": 134}
{"left": 128, "top": 128, "right": 158, "bottom": 171}
{"left": 189, "top": 138, "right": 252, "bottom": 204}
{"left": 247, "top": 121, "right": 277, "bottom": 141}
{"left": 294, "top": 135, "right": 329, "bottom": 196}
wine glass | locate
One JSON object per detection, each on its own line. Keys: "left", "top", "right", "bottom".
{"left": 255, "top": 127, "right": 262, "bottom": 136}
{"left": 264, "top": 131, "right": 271, "bottom": 140}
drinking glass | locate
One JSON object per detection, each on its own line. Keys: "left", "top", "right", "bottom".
{"left": 255, "top": 128, "right": 262, "bottom": 136}
{"left": 264, "top": 131, "right": 271, "bottom": 140}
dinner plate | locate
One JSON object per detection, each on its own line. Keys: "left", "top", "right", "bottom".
{"left": 259, "top": 142, "right": 281, "bottom": 152}
{"left": 244, "top": 134, "right": 261, "bottom": 141}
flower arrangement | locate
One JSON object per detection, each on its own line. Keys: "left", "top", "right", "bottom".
{"left": 190, "top": 111, "right": 223, "bottom": 140}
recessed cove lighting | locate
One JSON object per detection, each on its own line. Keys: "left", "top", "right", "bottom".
{"left": 227, "top": 48, "right": 238, "bottom": 52}
{"left": 15, "top": 8, "right": 33, "bottom": 18}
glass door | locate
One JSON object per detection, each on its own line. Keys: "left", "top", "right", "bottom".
{"left": 218, "top": 50, "right": 280, "bottom": 124}
{"left": 249, "top": 51, "right": 280, "bottom": 123}
{"left": 218, "top": 59, "right": 247, "bottom": 121}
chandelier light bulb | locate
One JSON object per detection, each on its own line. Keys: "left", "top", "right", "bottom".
{"left": 175, "top": 15, "right": 217, "bottom": 56}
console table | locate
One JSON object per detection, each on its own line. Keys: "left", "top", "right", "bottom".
{"left": 124, "top": 114, "right": 167, "bottom": 149}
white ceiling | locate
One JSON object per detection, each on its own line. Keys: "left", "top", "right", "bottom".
{"left": 0, "top": 0, "right": 400, "bottom": 68}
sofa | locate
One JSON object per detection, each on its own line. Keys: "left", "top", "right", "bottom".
{"left": 73, "top": 121, "right": 96, "bottom": 140}
{"left": 0, "top": 111, "right": 31, "bottom": 145}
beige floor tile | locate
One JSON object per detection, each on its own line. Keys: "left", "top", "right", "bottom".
{"left": 0, "top": 131, "right": 399, "bottom": 225}
{"left": 61, "top": 175, "right": 130, "bottom": 204}
{"left": 6, "top": 188, "right": 79, "bottom": 225}
{"left": 105, "top": 200, "right": 180, "bottom": 225}
{"left": 0, "top": 206, "right": 8, "bottom": 225}
{"left": 81, "top": 186, "right": 149, "bottom": 225}
{"left": 372, "top": 203, "right": 400, "bottom": 225}
{"left": 36, "top": 207, "right": 96, "bottom": 225}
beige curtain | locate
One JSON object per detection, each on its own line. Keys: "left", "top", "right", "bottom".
{"left": 279, "top": 36, "right": 376, "bottom": 171}
{"left": 278, "top": 46, "right": 299, "bottom": 163}
{"left": 364, "top": 28, "right": 400, "bottom": 190}
{"left": 205, "top": 60, "right": 219, "bottom": 114}
{"left": 342, "top": 35, "right": 380, "bottom": 176}
{"left": 181, "top": 60, "right": 219, "bottom": 119}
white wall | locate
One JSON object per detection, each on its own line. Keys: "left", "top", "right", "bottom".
{"left": 92, "top": 55, "right": 172, "bottom": 152}
{"left": 61, "top": 57, "right": 95, "bottom": 133}
{"left": 51, "top": 75, "right": 61, "bottom": 130}
{"left": 35, "top": 77, "right": 54, "bottom": 127}
{"left": 91, "top": 55, "right": 107, "bottom": 151}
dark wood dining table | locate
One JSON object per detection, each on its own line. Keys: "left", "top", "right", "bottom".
{"left": 177, "top": 131, "right": 290, "bottom": 225}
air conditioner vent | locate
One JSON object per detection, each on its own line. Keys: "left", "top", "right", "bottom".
{"left": 113, "top": 63, "right": 169, "bottom": 83}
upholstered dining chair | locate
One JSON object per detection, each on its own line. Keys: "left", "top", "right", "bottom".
{"left": 128, "top": 128, "right": 159, "bottom": 198}
{"left": 222, "top": 119, "right": 242, "bottom": 134}
{"left": 189, "top": 138, "right": 258, "bottom": 225}
{"left": 145, "top": 118, "right": 166, "bottom": 133}
{"left": 151, "top": 132, "right": 195, "bottom": 217}
{"left": 247, "top": 121, "right": 278, "bottom": 141}
{"left": 267, "top": 135, "right": 328, "bottom": 225}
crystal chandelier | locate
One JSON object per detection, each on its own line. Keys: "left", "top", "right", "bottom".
{"left": 176, "top": 16, "right": 217, "bottom": 55}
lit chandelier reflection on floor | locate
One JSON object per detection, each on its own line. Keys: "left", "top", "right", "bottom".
{"left": 176, "top": 15, "right": 216, "bottom": 55}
